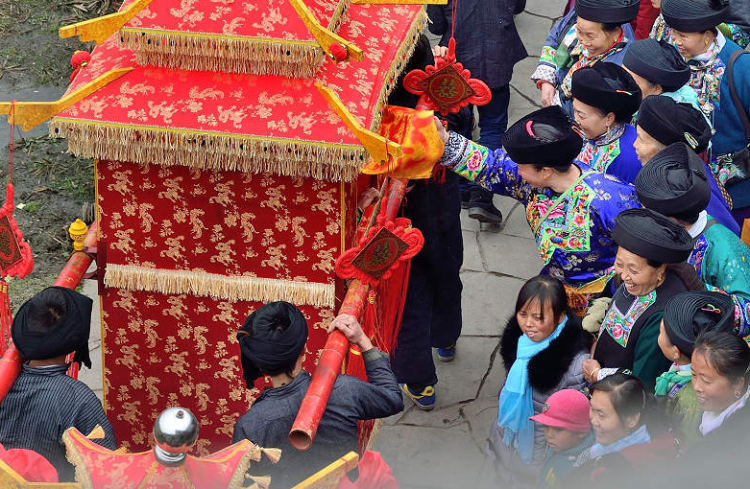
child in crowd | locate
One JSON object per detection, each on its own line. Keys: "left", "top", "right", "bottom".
{"left": 0, "top": 287, "right": 116, "bottom": 481}
{"left": 232, "top": 301, "right": 403, "bottom": 488}
{"left": 530, "top": 389, "right": 594, "bottom": 489}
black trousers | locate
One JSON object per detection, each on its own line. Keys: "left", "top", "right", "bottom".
{"left": 391, "top": 171, "right": 464, "bottom": 388}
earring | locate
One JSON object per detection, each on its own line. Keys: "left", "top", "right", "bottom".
{"left": 735, "top": 390, "right": 743, "bottom": 399}
{"left": 673, "top": 354, "right": 679, "bottom": 363}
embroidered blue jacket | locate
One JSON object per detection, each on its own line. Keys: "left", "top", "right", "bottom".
{"left": 439, "top": 133, "right": 640, "bottom": 291}
{"left": 578, "top": 124, "right": 640, "bottom": 185}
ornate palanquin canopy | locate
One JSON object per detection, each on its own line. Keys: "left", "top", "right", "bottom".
{"left": 49, "top": 3, "right": 426, "bottom": 182}
{"left": 39, "top": 0, "right": 428, "bottom": 455}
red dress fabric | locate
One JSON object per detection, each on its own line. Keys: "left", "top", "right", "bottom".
{"left": 336, "top": 451, "right": 398, "bottom": 489}
{"left": 633, "top": 3, "right": 660, "bottom": 40}
{"left": 0, "top": 442, "right": 58, "bottom": 482}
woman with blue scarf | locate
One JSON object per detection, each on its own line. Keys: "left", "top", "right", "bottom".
{"left": 486, "top": 275, "right": 590, "bottom": 488}
{"left": 568, "top": 373, "right": 675, "bottom": 485}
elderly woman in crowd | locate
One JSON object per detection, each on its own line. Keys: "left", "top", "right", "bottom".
{"left": 532, "top": 0, "right": 639, "bottom": 115}
{"left": 487, "top": 275, "right": 590, "bottom": 488}
{"left": 661, "top": 0, "right": 750, "bottom": 227}
{"left": 434, "top": 106, "right": 640, "bottom": 315}
{"left": 649, "top": 0, "right": 750, "bottom": 48}
{"left": 655, "top": 291, "right": 735, "bottom": 448}
{"left": 570, "top": 62, "right": 642, "bottom": 184}
{"left": 634, "top": 96, "right": 739, "bottom": 234}
{"left": 582, "top": 208, "right": 699, "bottom": 389}
{"left": 635, "top": 143, "right": 750, "bottom": 335}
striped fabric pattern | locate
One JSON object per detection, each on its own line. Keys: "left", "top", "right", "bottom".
{"left": 0, "top": 364, "right": 116, "bottom": 481}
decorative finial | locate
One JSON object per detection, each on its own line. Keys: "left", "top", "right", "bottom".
{"left": 68, "top": 219, "right": 88, "bottom": 251}
{"left": 153, "top": 407, "right": 199, "bottom": 466}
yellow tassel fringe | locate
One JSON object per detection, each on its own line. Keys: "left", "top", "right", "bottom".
{"left": 368, "top": 8, "right": 427, "bottom": 133}
{"left": 260, "top": 447, "right": 282, "bottom": 464}
{"left": 228, "top": 443, "right": 258, "bottom": 489}
{"left": 104, "top": 264, "right": 335, "bottom": 308}
{"left": 118, "top": 0, "right": 350, "bottom": 77}
{"left": 49, "top": 119, "right": 366, "bottom": 182}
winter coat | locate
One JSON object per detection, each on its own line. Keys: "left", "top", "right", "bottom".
{"left": 486, "top": 312, "right": 591, "bottom": 489}
{"left": 427, "top": 0, "right": 528, "bottom": 88}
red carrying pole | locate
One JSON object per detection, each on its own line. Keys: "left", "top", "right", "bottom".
{"left": 0, "top": 346, "right": 22, "bottom": 403}
{"left": 0, "top": 221, "right": 97, "bottom": 403}
{"left": 288, "top": 179, "right": 407, "bottom": 450}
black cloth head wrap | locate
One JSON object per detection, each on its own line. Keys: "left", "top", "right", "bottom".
{"left": 612, "top": 208, "right": 694, "bottom": 264}
{"left": 236, "top": 301, "right": 308, "bottom": 386}
{"left": 502, "top": 106, "right": 584, "bottom": 169}
{"left": 11, "top": 286, "right": 93, "bottom": 368}
{"left": 571, "top": 62, "right": 642, "bottom": 121}
{"left": 635, "top": 142, "right": 711, "bottom": 218}
{"left": 575, "top": 0, "right": 640, "bottom": 24}
{"left": 636, "top": 96, "right": 712, "bottom": 153}
{"left": 623, "top": 39, "right": 690, "bottom": 92}
{"left": 662, "top": 0, "right": 730, "bottom": 32}
{"left": 664, "top": 291, "right": 735, "bottom": 356}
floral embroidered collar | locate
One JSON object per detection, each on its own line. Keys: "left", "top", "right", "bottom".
{"left": 687, "top": 31, "right": 727, "bottom": 115}
{"left": 599, "top": 287, "right": 657, "bottom": 348}
{"left": 587, "top": 123, "right": 626, "bottom": 147}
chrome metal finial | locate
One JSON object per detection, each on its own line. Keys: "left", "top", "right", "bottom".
{"left": 153, "top": 407, "right": 199, "bottom": 466}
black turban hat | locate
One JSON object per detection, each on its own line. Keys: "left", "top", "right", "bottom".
{"left": 635, "top": 143, "right": 711, "bottom": 219}
{"left": 662, "top": 0, "right": 730, "bottom": 33}
{"left": 576, "top": 0, "right": 640, "bottom": 24}
{"left": 11, "top": 287, "right": 93, "bottom": 368}
{"left": 664, "top": 291, "right": 735, "bottom": 356}
{"left": 623, "top": 39, "right": 690, "bottom": 93}
{"left": 502, "top": 106, "right": 584, "bottom": 168}
{"left": 612, "top": 208, "right": 694, "bottom": 264}
{"left": 237, "top": 301, "right": 308, "bottom": 386}
{"left": 571, "top": 62, "right": 642, "bottom": 121}
{"left": 636, "top": 96, "right": 712, "bottom": 153}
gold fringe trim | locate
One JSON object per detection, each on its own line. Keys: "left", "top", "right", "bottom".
{"left": 118, "top": 0, "right": 350, "bottom": 77}
{"left": 364, "top": 418, "right": 383, "bottom": 451}
{"left": 368, "top": 8, "right": 427, "bottom": 133}
{"left": 86, "top": 425, "right": 106, "bottom": 440}
{"left": 63, "top": 430, "right": 95, "bottom": 489}
{"left": 122, "top": 30, "right": 324, "bottom": 78}
{"left": 228, "top": 444, "right": 259, "bottom": 489}
{"left": 105, "top": 264, "right": 336, "bottom": 308}
{"left": 50, "top": 119, "right": 366, "bottom": 183}
{"left": 134, "top": 50, "right": 323, "bottom": 78}
{"left": 260, "top": 447, "right": 282, "bottom": 464}
{"left": 247, "top": 475, "right": 271, "bottom": 489}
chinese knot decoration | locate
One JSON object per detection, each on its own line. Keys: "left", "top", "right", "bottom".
{"left": 335, "top": 215, "right": 423, "bottom": 287}
{"left": 403, "top": 38, "right": 491, "bottom": 115}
